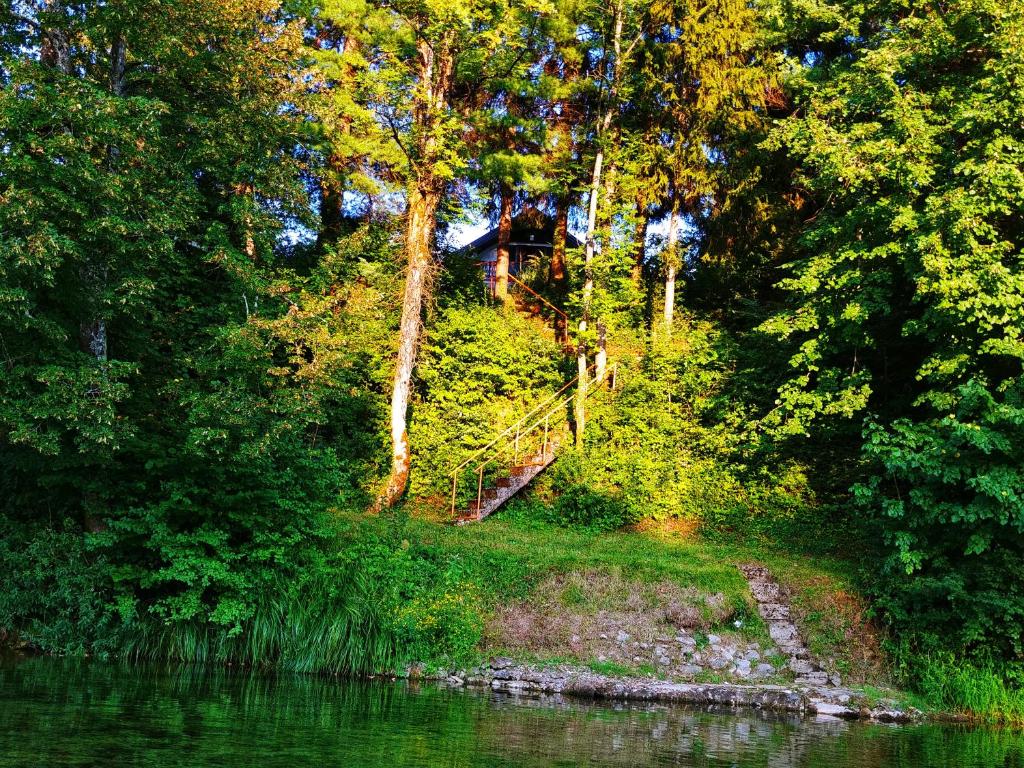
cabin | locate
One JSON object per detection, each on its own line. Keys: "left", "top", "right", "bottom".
{"left": 464, "top": 215, "right": 581, "bottom": 294}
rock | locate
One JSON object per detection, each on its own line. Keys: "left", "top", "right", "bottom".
{"left": 707, "top": 634, "right": 721, "bottom": 644}
{"left": 446, "top": 676, "right": 465, "bottom": 686}
{"left": 616, "top": 630, "right": 631, "bottom": 644}
{"left": 813, "top": 702, "right": 858, "bottom": 719}
{"left": 753, "top": 663, "right": 775, "bottom": 678}
{"left": 829, "top": 673, "right": 843, "bottom": 687}
{"left": 743, "top": 650, "right": 761, "bottom": 662}
{"left": 597, "top": 655, "right": 607, "bottom": 662}
{"left": 600, "top": 633, "right": 608, "bottom": 640}
{"left": 789, "top": 658, "right": 815, "bottom": 675}
{"left": 709, "top": 656, "right": 729, "bottom": 670}
{"left": 678, "top": 664, "right": 703, "bottom": 677}
{"left": 769, "top": 623, "right": 799, "bottom": 644}
{"left": 491, "top": 657, "right": 514, "bottom": 670}
{"left": 677, "top": 635, "right": 696, "bottom": 647}
{"left": 758, "top": 603, "right": 790, "bottom": 621}
{"left": 733, "top": 659, "right": 751, "bottom": 676}
{"left": 796, "top": 672, "right": 829, "bottom": 686}
{"left": 750, "top": 582, "right": 781, "bottom": 602}
{"left": 571, "top": 634, "right": 581, "bottom": 644}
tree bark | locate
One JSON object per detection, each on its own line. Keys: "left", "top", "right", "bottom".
{"left": 39, "top": 1, "right": 71, "bottom": 75}
{"left": 574, "top": 346, "right": 588, "bottom": 447}
{"left": 631, "top": 199, "right": 649, "bottom": 285}
{"left": 550, "top": 194, "right": 570, "bottom": 343}
{"left": 663, "top": 193, "right": 680, "bottom": 334}
{"left": 494, "top": 183, "right": 513, "bottom": 302}
{"left": 382, "top": 184, "right": 438, "bottom": 506}
{"left": 317, "top": 153, "right": 346, "bottom": 251}
{"left": 381, "top": 33, "right": 455, "bottom": 506}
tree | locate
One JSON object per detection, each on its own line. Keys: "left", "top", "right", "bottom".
{"left": 369, "top": 0, "right": 551, "bottom": 506}
{"left": 763, "top": 0, "right": 1024, "bottom": 657}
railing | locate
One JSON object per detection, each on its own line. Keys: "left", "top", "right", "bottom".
{"left": 508, "top": 274, "right": 568, "bottom": 325}
{"left": 449, "top": 360, "right": 618, "bottom": 519}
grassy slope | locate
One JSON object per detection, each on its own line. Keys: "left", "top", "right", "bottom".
{"left": 340, "top": 509, "right": 893, "bottom": 691}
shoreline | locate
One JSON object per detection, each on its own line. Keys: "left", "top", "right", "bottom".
{"left": 0, "top": 645, "right": 925, "bottom": 723}
{"left": 425, "top": 658, "right": 923, "bottom": 723}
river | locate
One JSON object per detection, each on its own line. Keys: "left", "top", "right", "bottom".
{"left": 0, "top": 657, "right": 1020, "bottom": 767}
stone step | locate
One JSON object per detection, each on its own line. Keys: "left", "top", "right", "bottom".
{"left": 796, "top": 671, "right": 829, "bottom": 686}
{"left": 768, "top": 623, "right": 800, "bottom": 645}
{"left": 750, "top": 582, "right": 781, "bottom": 602}
{"left": 758, "top": 603, "right": 790, "bottom": 621}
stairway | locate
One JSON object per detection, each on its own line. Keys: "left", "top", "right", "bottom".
{"left": 448, "top": 362, "right": 616, "bottom": 524}
{"left": 453, "top": 447, "right": 557, "bottom": 524}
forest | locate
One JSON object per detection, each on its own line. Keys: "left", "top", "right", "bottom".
{"left": 1, "top": 0, "right": 1022, "bottom": 724}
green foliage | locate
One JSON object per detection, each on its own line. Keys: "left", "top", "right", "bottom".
{"left": 410, "top": 304, "right": 562, "bottom": 495}
{"left": 0, "top": 521, "right": 116, "bottom": 656}
{"left": 760, "top": 0, "right": 1024, "bottom": 660}
{"left": 901, "top": 652, "right": 1024, "bottom": 726}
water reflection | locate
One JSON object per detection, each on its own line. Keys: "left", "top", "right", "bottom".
{"left": 0, "top": 658, "right": 1020, "bottom": 767}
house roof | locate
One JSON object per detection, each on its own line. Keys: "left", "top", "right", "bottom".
{"left": 464, "top": 216, "right": 582, "bottom": 253}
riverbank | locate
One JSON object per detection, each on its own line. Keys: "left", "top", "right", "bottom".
{"left": 424, "top": 657, "right": 921, "bottom": 722}
{"left": 6, "top": 509, "right": 1020, "bottom": 725}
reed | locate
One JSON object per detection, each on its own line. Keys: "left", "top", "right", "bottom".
{"left": 117, "top": 571, "right": 403, "bottom": 677}
{"left": 914, "top": 655, "right": 1024, "bottom": 726}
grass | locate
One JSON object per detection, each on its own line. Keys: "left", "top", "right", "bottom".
{"left": 334, "top": 508, "right": 890, "bottom": 688}
{"left": 913, "top": 656, "right": 1024, "bottom": 727}
{"left": 117, "top": 572, "right": 403, "bottom": 677}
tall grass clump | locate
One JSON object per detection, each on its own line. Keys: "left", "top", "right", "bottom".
{"left": 118, "top": 571, "right": 403, "bottom": 676}
{"left": 911, "top": 655, "right": 1024, "bottom": 726}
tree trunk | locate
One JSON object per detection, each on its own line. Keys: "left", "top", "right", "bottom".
{"left": 317, "top": 153, "right": 346, "bottom": 252}
{"left": 631, "top": 199, "right": 648, "bottom": 285}
{"left": 550, "top": 194, "right": 570, "bottom": 342}
{"left": 574, "top": 346, "right": 588, "bottom": 447}
{"left": 663, "top": 194, "right": 680, "bottom": 334}
{"left": 595, "top": 320, "right": 607, "bottom": 383}
{"left": 578, "top": 0, "right": 622, "bottom": 388}
{"left": 381, "top": 34, "right": 455, "bottom": 507}
{"left": 40, "top": 1, "right": 71, "bottom": 75}
{"left": 382, "top": 184, "right": 438, "bottom": 506}
{"left": 78, "top": 32, "right": 125, "bottom": 363}
{"left": 494, "top": 183, "right": 513, "bottom": 302}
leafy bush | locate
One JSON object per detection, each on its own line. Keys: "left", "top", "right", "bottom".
{"left": 410, "top": 304, "right": 562, "bottom": 496}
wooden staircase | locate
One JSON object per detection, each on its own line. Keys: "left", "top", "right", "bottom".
{"left": 449, "top": 362, "right": 616, "bottom": 524}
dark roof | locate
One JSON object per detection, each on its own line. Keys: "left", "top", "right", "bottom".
{"left": 464, "top": 216, "right": 582, "bottom": 253}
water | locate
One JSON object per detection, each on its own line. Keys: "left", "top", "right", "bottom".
{"left": 0, "top": 657, "right": 1021, "bottom": 767}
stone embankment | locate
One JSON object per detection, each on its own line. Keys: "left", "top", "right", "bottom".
{"left": 435, "top": 659, "right": 918, "bottom": 722}
{"left": 424, "top": 562, "right": 918, "bottom": 722}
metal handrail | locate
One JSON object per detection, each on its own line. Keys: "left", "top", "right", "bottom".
{"left": 451, "top": 361, "right": 618, "bottom": 518}
{"left": 447, "top": 362, "right": 597, "bottom": 481}
{"left": 508, "top": 274, "right": 568, "bottom": 322}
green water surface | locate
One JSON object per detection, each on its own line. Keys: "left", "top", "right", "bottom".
{"left": 0, "top": 657, "right": 1021, "bottom": 767}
